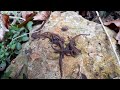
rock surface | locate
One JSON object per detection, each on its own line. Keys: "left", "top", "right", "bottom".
{"left": 3, "top": 11, "right": 120, "bottom": 79}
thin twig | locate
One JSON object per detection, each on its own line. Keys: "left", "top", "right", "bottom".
{"left": 11, "top": 33, "right": 28, "bottom": 41}
{"left": 95, "top": 11, "right": 120, "bottom": 65}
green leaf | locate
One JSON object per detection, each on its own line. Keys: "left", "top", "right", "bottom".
{"left": 22, "top": 36, "right": 29, "bottom": 42}
{"left": 10, "top": 25, "right": 19, "bottom": 31}
{"left": 13, "top": 32, "right": 20, "bottom": 38}
{"left": 0, "top": 53, "right": 4, "bottom": 58}
{"left": 10, "top": 29, "right": 17, "bottom": 34}
{"left": 5, "top": 52, "right": 9, "bottom": 56}
{"left": 27, "top": 21, "right": 33, "bottom": 31}
{"left": 19, "top": 27, "right": 25, "bottom": 32}
{"left": 1, "top": 45, "right": 5, "bottom": 49}
{"left": 0, "top": 43, "right": 2, "bottom": 47}
{"left": 12, "top": 11, "right": 17, "bottom": 16}
{"left": 8, "top": 36, "right": 12, "bottom": 39}
{"left": 24, "top": 28, "right": 28, "bottom": 33}
{"left": 16, "top": 42, "right": 22, "bottom": 50}
{"left": 0, "top": 49, "right": 4, "bottom": 53}
{"left": 11, "top": 43, "right": 16, "bottom": 50}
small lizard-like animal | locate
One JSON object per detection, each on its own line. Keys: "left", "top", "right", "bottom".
{"left": 51, "top": 34, "right": 83, "bottom": 78}
{"left": 39, "top": 32, "right": 89, "bottom": 79}
{"left": 40, "top": 32, "right": 65, "bottom": 78}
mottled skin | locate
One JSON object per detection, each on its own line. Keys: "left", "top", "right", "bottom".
{"left": 40, "top": 32, "right": 84, "bottom": 78}
{"left": 40, "top": 32, "right": 65, "bottom": 78}
{"left": 64, "top": 34, "right": 81, "bottom": 57}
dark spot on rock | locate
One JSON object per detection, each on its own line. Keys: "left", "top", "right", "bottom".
{"left": 98, "top": 43, "right": 101, "bottom": 45}
{"left": 47, "top": 21, "right": 50, "bottom": 23}
{"left": 25, "top": 48, "right": 32, "bottom": 55}
{"left": 81, "top": 73, "right": 87, "bottom": 79}
{"left": 23, "top": 73, "right": 28, "bottom": 79}
{"left": 61, "top": 26, "right": 69, "bottom": 31}
{"left": 95, "top": 72, "right": 99, "bottom": 76}
{"left": 88, "top": 53, "right": 90, "bottom": 56}
{"left": 31, "top": 32, "right": 40, "bottom": 39}
{"left": 99, "top": 67, "right": 104, "bottom": 71}
{"left": 105, "top": 36, "right": 108, "bottom": 40}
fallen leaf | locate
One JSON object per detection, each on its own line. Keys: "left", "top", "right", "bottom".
{"left": 104, "top": 19, "right": 120, "bottom": 45}
{"left": 33, "top": 11, "right": 51, "bottom": 21}
{"left": 18, "top": 12, "right": 37, "bottom": 28}
{"left": 104, "top": 19, "right": 120, "bottom": 28}
{"left": 104, "top": 20, "right": 120, "bottom": 33}
{"left": 2, "top": 14, "right": 10, "bottom": 29}
{"left": 0, "top": 14, "right": 9, "bottom": 42}
{"left": 21, "top": 11, "right": 33, "bottom": 20}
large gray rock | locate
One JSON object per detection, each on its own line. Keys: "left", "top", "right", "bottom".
{"left": 3, "top": 11, "right": 120, "bottom": 79}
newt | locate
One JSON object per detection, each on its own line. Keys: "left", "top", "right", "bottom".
{"left": 40, "top": 32, "right": 65, "bottom": 78}
{"left": 39, "top": 32, "right": 89, "bottom": 79}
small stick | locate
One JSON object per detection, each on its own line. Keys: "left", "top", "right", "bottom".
{"left": 17, "top": 12, "right": 37, "bottom": 28}
{"left": 95, "top": 11, "right": 120, "bottom": 65}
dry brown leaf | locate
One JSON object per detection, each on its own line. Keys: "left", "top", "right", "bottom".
{"left": 0, "top": 14, "right": 9, "bottom": 42}
{"left": 104, "top": 19, "right": 120, "bottom": 45}
{"left": 2, "top": 14, "right": 10, "bottom": 29}
{"left": 104, "top": 19, "right": 120, "bottom": 28}
{"left": 18, "top": 12, "right": 37, "bottom": 28}
{"left": 21, "top": 11, "right": 33, "bottom": 20}
{"left": 33, "top": 11, "right": 51, "bottom": 21}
